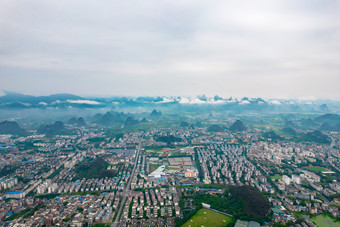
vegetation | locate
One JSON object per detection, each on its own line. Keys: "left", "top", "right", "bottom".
{"left": 230, "top": 120, "right": 247, "bottom": 132}
{"left": 74, "top": 157, "right": 116, "bottom": 179}
{"left": 311, "top": 214, "right": 340, "bottom": 227}
{"left": 150, "top": 109, "right": 162, "bottom": 117}
{"left": 150, "top": 164, "right": 160, "bottom": 172}
{"left": 229, "top": 185, "right": 271, "bottom": 219}
{"left": 22, "top": 205, "right": 45, "bottom": 219}
{"left": 208, "top": 124, "right": 225, "bottom": 132}
{"left": 182, "top": 208, "right": 233, "bottom": 227}
{"left": 304, "top": 167, "right": 329, "bottom": 172}
{"left": 263, "top": 130, "right": 283, "bottom": 141}
{"left": 302, "top": 130, "right": 331, "bottom": 144}
{"left": 0, "top": 121, "right": 25, "bottom": 135}
{"left": 37, "top": 121, "right": 65, "bottom": 135}
{"left": 155, "top": 135, "right": 182, "bottom": 145}
{"left": 0, "top": 165, "right": 19, "bottom": 177}
{"left": 282, "top": 127, "right": 296, "bottom": 135}
{"left": 180, "top": 185, "right": 271, "bottom": 224}
{"left": 47, "top": 165, "right": 64, "bottom": 179}
{"left": 5, "top": 208, "right": 32, "bottom": 221}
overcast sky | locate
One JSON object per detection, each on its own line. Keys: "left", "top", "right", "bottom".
{"left": 0, "top": 0, "right": 339, "bottom": 99}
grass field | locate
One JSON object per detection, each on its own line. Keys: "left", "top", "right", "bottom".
{"left": 270, "top": 175, "right": 282, "bottom": 180}
{"left": 166, "top": 166, "right": 177, "bottom": 170}
{"left": 150, "top": 164, "right": 160, "bottom": 172}
{"left": 311, "top": 215, "right": 340, "bottom": 227}
{"left": 304, "top": 167, "right": 329, "bottom": 172}
{"left": 182, "top": 208, "right": 233, "bottom": 227}
{"left": 146, "top": 149, "right": 163, "bottom": 154}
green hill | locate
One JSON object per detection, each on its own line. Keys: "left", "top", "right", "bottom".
{"left": 37, "top": 121, "right": 65, "bottom": 135}
{"left": 303, "top": 130, "right": 331, "bottom": 144}
{"left": 315, "top": 113, "right": 340, "bottom": 125}
{"left": 282, "top": 127, "right": 296, "bottom": 135}
{"left": 263, "top": 130, "right": 283, "bottom": 141}
{"left": 230, "top": 120, "right": 247, "bottom": 132}
{"left": 74, "top": 157, "right": 116, "bottom": 179}
{"left": 208, "top": 124, "right": 225, "bottom": 132}
{"left": 0, "top": 121, "right": 25, "bottom": 135}
{"left": 229, "top": 185, "right": 270, "bottom": 219}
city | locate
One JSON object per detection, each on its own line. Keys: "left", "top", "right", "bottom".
{"left": 0, "top": 98, "right": 339, "bottom": 226}
{"left": 1, "top": 0, "right": 340, "bottom": 226}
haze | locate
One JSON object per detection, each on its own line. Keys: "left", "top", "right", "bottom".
{"left": 1, "top": 0, "right": 340, "bottom": 99}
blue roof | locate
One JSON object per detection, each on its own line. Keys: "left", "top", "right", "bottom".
{"left": 6, "top": 191, "right": 22, "bottom": 195}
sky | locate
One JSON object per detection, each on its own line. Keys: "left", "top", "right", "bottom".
{"left": 0, "top": 0, "right": 340, "bottom": 99}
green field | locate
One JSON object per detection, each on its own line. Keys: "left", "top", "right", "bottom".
{"left": 182, "top": 208, "right": 233, "bottom": 227}
{"left": 166, "top": 166, "right": 177, "bottom": 170}
{"left": 146, "top": 149, "right": 156, "bottom": 153}
{"left": 150, "top": 164, "right": 160, "bottom": 172}
{"left": 311, "top": 215, "right": 340, "bottom": 227}
{"left": 146, "top": 149, "right": 163, "bottom": 154}
{"left": 305, "top": 167, "right": 329, "bottom": 172}
{"left": 270, "top": 175, "right": 282, "bottom": 180}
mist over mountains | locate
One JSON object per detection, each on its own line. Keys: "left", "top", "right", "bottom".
{"left": 1, "top": 91, "right": 340, "bottom": 114}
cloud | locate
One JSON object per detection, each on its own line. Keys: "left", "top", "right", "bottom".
{"left": 0, "top": 0, "right": 340, "bottom": 99}
{"left": 67, "top": 100, "right": 100, "bottom": 105}
{"left": 239, "top": 100, "right": 251, "bottom": 105}
{"left": 269, "top": 100, "right": 281, "bottom": 105}
{"left": 179, "top": 97, "right": 206, "bottom": 104}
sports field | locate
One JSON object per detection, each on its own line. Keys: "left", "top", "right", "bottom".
{"left": 311, "top": 215, "right": 340, "bottom": 227}
{"left": 304, "top": 167, "right": 329, "bottom": 172}
{"left": 270, "top": 175, "right": 282, "bottom": 180}
{"left": 182, "top": 208, "right": 233, "bottom": 227}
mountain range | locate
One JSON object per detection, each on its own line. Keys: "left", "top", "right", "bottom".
{"left": 1, "top": 91, "right": 340, "bottom": 113}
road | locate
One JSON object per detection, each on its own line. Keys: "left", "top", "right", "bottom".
{"left": 112, "top": 144, "right": 142, "bottom": 226}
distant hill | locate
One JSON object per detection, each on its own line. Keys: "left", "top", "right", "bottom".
{"left": 67, "top": 117, "right": 78, "bottom": 125}
{"left": 150, "top": 109, "right": 162, "bottom": 117}
{"left": 180, "top": 121, "right": 189, "bottom": 127}
{"left": 315, "top": 113, "right": 340, "bottom": 125}
{"left": 0, "top": 121, "right": 24, "bottom": 135}
{"left": 76, "top": 117, "right": 86, "bottom": 126}
{"left": 319, "top": 104, "right": 329, "bottom": 112}
{"left": 320, "top": 122, "right": 334, "bottom": 131}
{"left": 37, "top": 121, "right": 65, "bottom": 135}
{"left": 263, "top": 130, "right": 283, "bottom": 141}
{"left": 208, "top": 124, "right": 224, "bottom": 132}
{"left": 125, "top": 116, "right": 139, "bottom": 126}
{"left": 303, "top": 130, "right": 331, "bottom": 144}
{"left": 229, "top": 120, "right": 247, "bottom": 132}
{"left": 93, "top": 111, "right": 126, "bottom": 125}
{"left": 284, "top": 119, "right": 296, "bottom": 128}
{"left": 282, "top": 127, "right": 296, "bottom": 135}
{"left": 300, "top": 118, "right": 319, "bottom": 128}
{"left": 0, "top": 91, "right": 83, "bottom": 106}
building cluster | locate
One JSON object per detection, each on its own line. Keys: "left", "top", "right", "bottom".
{"left": 123, "top": 187, "right": 181, "bottom": 227}
{"left": 0, "top": 178, "right": 18, "bottom": 190}
{"left": 197, "top": 144, "right": 273, "bottom": 193}
{"left": 7, "top": 192, "right": 120, "bottom": 226}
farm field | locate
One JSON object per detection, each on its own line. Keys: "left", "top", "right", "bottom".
{"left": 182, "top": 208, "right": 233, "bottom": 227}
